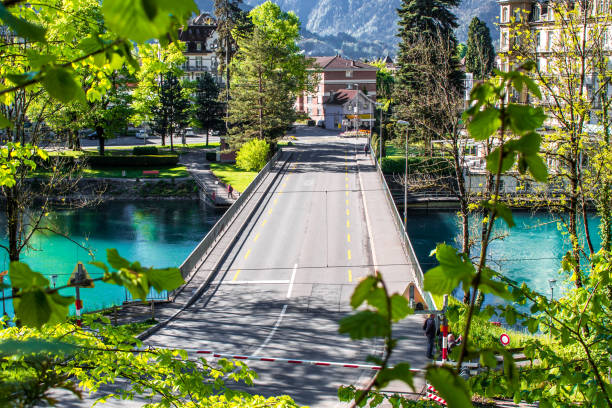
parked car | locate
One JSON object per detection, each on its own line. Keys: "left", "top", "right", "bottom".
{"left": 184, "top": 128, "right": 196, "bottom": 137}
{"left": 316, "top": 120, "right": 325, "bottom": 128}
{"left": 135, "top": 130, "right": 148, "bottom": 139}
{"left": 79, "top": 129, "right": 97, "bottom": 139}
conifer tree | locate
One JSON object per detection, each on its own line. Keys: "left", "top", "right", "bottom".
{"left": 192, "top": 72, "right": 223, "bottom": 146}
{"left": 394, "top": 0, "right": 463, "bottom": 152}
{"left": 152, "top": 72, "right": 190, "bottom": 151}
{"left": 465, "top": 17, "right": 495, "bottom": 79}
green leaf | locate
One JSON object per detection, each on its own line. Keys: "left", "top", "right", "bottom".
{"left": 468, "top": 107, "right": 501, "bottom": 140}
{"left": 141, "top": 0, "right": 159, "bottom": 20}
{"left": 89, "top": 261, "right": 109, "bottom": 274}
{"left": 502, "top": 352, "right": 520, "bottom": 391}
{"left": 507, "top": 104, "right": 546, "bottom": 134}
{"left": 480, "top": 350, "right": 498, "bottom": 369}
{"left": 106, "top": 248, "right": 130, "bottom": 270}
{"left": 9, "top": 262, "right": 49, "bottom": 289}
{"left": 0, "top": 4, "right": 47, "bottom": 43}
{"left": 426, "top": 366, "right": 472, "bottom": 408}
{"left": 389, "top": 294, "right": 412, "bottom": 322}
{"left": 486, "top": 147, "right": 516, "bottom": 174}
{"left": 0, "top": 112, "right": 13, "bottom": 129}
{"left": 482, "top": 201, "right": 515, "bottom": 228}
{"left": 525, "top": 154, "right": 548, "bottom": 182}
{"left": 0, "top": 339, "right": 78, "bottom": 357}
{"left": 516, "top": 132, "right": 542, "bottom": 155}
{"left": 424, "top": 244, "right": 475, "bottom": 295}
{"left": 42, "top": 67, "right": 85, "bottom": 104}
{"left": 376, "top": 363, "right": 414, "bottom": 390}
{"left": 526, "top": 318, "right": 539, "bottom": 334}
{"left": 145, "top": 267, "right": 183, "bottom": 292}
{"left": 479, "top": 268, "right": 513, "bottom": 300}
{"left": 14, "top": 289, "right": 51, "bottom": 328}
{"left": 350, "top": 276, "right": 377, "bottom": 309}
{"left": 338, "top": 310, "right": 389, "bottom": 340}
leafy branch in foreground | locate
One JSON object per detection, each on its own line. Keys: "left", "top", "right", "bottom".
{"left": 4, "top": 249, "right": 184, "bottom": 328}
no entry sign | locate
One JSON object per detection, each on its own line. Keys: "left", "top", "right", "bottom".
{"left": 500, "top": 333, "right": 510, "bottom": 346}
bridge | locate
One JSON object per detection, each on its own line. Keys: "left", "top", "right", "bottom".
{"left": 114, "top": 126, "right": 435, "bottom": 406}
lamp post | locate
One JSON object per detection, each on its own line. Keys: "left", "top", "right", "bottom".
{"left": 51, "top": 274, "right": 58, "bottom": 289}
{"left": 397, "top": 120, "right": 409, "bottom": 231}
{"left": 376, "top": 102, "right": 384, "bottom": 164}
{"left": 548, "top": 279, "right": 556, "bottom": 301}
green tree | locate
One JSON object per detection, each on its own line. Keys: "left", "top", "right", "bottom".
{"left": 152, "top": 72, "right": 190, "bottom": 151}
{"left": 227, "top": 1, "right": 313, "bottom": 147}
{"left": 191, "top": 72, "right": 223, "bottom": 146}
{"left": 465, "top": 17, "right": 495, "bottom": 80}
{"left": 394, "top": 0, "right": 463, "bottom": 154}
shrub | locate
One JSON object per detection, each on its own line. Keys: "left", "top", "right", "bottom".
{"left": 86, "top": 155, "right": 179, "bottom": 168}
{"left": 133, "top": 146, "right": 159, "bottom": 155}
{"left": 205, "top": 151, "right": 217, "bottom": 162}
{"left": 236, "top": 139, "right": 270, "bottom": 171}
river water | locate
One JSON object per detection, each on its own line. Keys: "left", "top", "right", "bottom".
{"left": 405, "top": 210, "right": 601, "bottom": 304}
{"left": 0, "top": 200, "right": 221, "bottom": 316}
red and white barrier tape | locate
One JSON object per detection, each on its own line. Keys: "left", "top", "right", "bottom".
{"left": 143, "top": 347, "right": 426, "bottom": 372}
{"left": 425, "top": 385, "right": 447, "bottom": 405}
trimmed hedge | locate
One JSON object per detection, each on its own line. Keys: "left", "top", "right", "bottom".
{"left": 86, "top": 155, "right": 179, "bottom": 168}
{"left": 205, "top": 151, "right": 217, "bottom": 162}
{"left": 133, "top": 146, "right": 159, "bottom": 155}
{"left": 381, "top": 156, "right": 453, "bottom": 175}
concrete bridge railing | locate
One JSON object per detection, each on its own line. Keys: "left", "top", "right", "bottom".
{"left": 176, "top": 149, "right": 283, "bottom": 286}
{"left": 369, "top": 150, "right": 436, "bottom": 310}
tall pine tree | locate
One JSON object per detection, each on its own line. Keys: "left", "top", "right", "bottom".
{"left": 192, "top": 72, "right": 223, "bottom": 146}
{"left": 394, "top": 0, "right": 463, "bottom": 152}
{"left": 465, "top": 17, "right": 495, "bottom": 79}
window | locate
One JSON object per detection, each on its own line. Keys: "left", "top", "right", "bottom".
{"left": 346, "top": 70, "right": 353, "bottom": 78}
{"left": 196, "top": 42, "right": 202, "bottom": 51}
{"left": 503, "top": 7, "right": 509, "bottom": 22}
{"left": 532, "top": 4, "right": 540, "bottom": 21}
{"left": 536, "top": 32, "right": 541, "bottom": 50}
{"left": 196, "top": 56, "right": 202, "bottom": 67}
{"left": 546, "top": 31, "right": 552, "bottom": 50}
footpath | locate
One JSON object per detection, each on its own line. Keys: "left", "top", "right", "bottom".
{"left": 179, "top": 150, "right": 237, "bottom": 207}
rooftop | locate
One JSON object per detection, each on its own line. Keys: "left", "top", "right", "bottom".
{"left": 313, "top": 55, "right": 378, "bottom": 70}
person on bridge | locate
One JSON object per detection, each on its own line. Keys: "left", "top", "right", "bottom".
{"left": 423, "top": 314, "right": 436, "bottom": 360}
{"left": 227, "top": 184, "right": 233, "bottom": 198}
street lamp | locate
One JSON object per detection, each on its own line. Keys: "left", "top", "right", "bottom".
{"left": 548, "top": 279, "right": 556, "bottom": 301}
{"left": 375, "top": 102, "right": 384, "bottom": 164}
{"left": 397, "top": 120, "right": 409, "bottom": 232}
{"left": 51, "top": 274, "right": 58, "bottom": 289}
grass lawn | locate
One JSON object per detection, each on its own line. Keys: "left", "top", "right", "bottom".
{"left": 210, "top": 163, "right": 257, "bottom": 192}
{"left": 81, "top": 166, "right": 189, "bottom": 178}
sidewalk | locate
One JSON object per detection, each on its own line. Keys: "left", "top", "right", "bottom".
{"left": 179, "top": 150, "right": 236, "bottom": 207}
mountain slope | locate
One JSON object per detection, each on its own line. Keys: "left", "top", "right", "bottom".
{"left": 195, "top": 0, "right": 499, "bottom": 58}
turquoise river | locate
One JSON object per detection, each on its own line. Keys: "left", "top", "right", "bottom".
{"left": 405, "top": 210, "right": 600, "bottom": 305}
{"left": 0, "top": 201, "right": 221, "bottom": 316}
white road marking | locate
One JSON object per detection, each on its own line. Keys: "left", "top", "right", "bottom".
{"left": 287, "top": 263, "right": 298, "bottom": 298}
{"left": 225, "top": 280, "right": 290, "bottom": 285}
{"left": 253, "top": 304, "right": 288, "bottom": 356}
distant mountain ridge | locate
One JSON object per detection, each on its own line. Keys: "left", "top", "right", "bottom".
{"left": 194, "top": 0, "right": 499, "bottom": 59}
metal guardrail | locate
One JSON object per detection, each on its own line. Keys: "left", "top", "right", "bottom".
{"left": 175, "top": 149, "right": 283, "bottom": 287}
{"left": 369, "top": 150, "right": 436, "bottom": 310}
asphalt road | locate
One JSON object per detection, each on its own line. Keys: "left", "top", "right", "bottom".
{"left": 59, "top": 126, "right": 426, "bottom": 407}
{"left": 144, "top": 126, "right": 424, "bottom": 406}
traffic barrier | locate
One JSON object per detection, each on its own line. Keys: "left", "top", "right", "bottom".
{"left": 425, "top": 385, "right": 447, "bottom": 406}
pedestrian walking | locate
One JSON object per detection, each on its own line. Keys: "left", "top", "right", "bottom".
{"left": 423, "top": 314, "right": 436, "bottom": 359}
{"left": 228, "top": 184, "right": 234, "bottom": 198}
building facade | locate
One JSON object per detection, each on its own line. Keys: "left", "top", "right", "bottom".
{"left": 296, "top": 55, "right": 378, "bottom": 127}
{"left": 178, "top": 12, "right": 223, "bottom": 84}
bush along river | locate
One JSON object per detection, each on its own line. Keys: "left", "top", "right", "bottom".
{"left": 0, "top": 200, "right": 222, "bottom": 317}
{"left": 405, "top": 210, "right": 600, "bottom": 307}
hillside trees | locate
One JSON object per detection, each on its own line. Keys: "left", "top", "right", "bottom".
{"left": 465, "top": 17, "right": 495, "bottom": 79}
{"left": 227, "top": 1, "right": 313, "bottom": 148}
{"left": 394, "top": 0, "right": 464, "bottom": 153}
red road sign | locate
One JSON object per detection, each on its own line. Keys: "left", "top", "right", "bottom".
{"left": 500, "top": 333, "right": 510, "bottom": 346}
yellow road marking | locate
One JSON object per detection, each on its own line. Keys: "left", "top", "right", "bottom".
{"left": 346, "top": 191, "right": 349, "bottom": 197}
{"left": 347, "top": 220, "right": 350, "bottom": 228}
{"left": 347, "top": 233, "right": 351, "bottom": 243}
{"left": 262, "top": 219, "right": 268, "bottom": 226}
{"left": 346, "top": 199, "right": 349, "bottom": 206}
{"left": 345, "top": 183, "right": 349, "bottom": 188}
{"left": 254, "top": 233, "right": 260, "bottom": 242}
{"left": 282, "top": 182, "right": 287, "bottom": 188}
{"left": 268, "top": 208, "right": 273, "bottom": 215}
{"left": 347, "top": 250, "right": 352, "bottom": 260}
{"left": 346, "top": 209, "right": 350, "bottom": 216}
{"left": 244, "top": 249, "right": 252, "bottom": 260}
{"left": 345, "top": 176, "right": 348, "bottom": 181}
{"left": 274, "top": 198, "right": 278, "bottom": 205}
{"left": 233, "top": 269, "right": 242, "bottom": 281}
{"left": 348, "top": 269, "right": 352, "bottom": 282}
